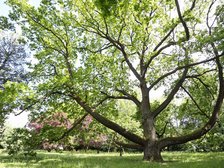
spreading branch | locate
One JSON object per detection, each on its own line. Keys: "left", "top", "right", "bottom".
{"left": 68, "top": 93, "right": 145, "bottom": 146}
{"left": 143, "top": 0, "right": 197, "bottom": 76}
{"left": 148, "top": 54, "right": 224, "bottom": 91}
{"left": 159, "top": 39, "right": 224, "bottom": 149}
{"left": 116, "top": 89, "right": 141, "bottom": 107}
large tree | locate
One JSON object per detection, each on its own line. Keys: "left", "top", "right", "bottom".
{"left": 7, "top": 0, "right": 224, "bottom": 162}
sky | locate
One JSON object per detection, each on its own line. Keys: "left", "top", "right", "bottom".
{"left": 0, "top": 0, "right": 41, "bottom": 16}
{"left": 0, "top": 0, "right": 10, "bottom": 16}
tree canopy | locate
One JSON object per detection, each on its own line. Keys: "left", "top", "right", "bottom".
{"left": 4, "top": 0, "right": 224, "bottom": 162}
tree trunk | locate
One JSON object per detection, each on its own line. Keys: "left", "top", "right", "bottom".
{"left": 140, "top": 83, "right": 163, "bottom": 162}
{"left": 143, "top": 141, "right": 163, "bottom": 162}
{"left": 142, "top": 117, "right": 163, "bottom": 162}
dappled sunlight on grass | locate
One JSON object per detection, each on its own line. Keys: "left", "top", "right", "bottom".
{"left": 0, "top": 150, "right": 224, "bottom": 168}
{"left": 163, "top": 151, "right": 224, "bottom": 162}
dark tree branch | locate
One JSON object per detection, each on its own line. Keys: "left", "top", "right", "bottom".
{"left": 143, "top": 0, "right": 197, "bottom": 76}
{"left": 181, "top": 86, "right": 210, "bottom": 118}
{"left": 26, "top": 13, "right": 67, "bottom": 50}
{"left": 15, "top": 86, "right": 62, "bottom": 116}
{"left": 63, "top": 53, "right": 74, "bottom": 79}
{"left": 143, "top": 41, "right": 177, "bottom": 77}
{"left": 189, "top": 0, "right": 197, "bottom": 10}
{"left": 153, "top": 29, "right": 175, "bottom": 52}
{"left": 117, "top": 18, "right": 126, "bottom": 42}
{"left": 101, "top": 91, "right": 131, "bottom": 100}
{"left": 105, "top": 36, "right": 142, "bottom": 82}
{"left": 193, "top": 77, "right": 215, "bottom": 100}
{"left": 100, "top": 90, "right": 141, "bottom": 107}
{"left": 186, "top": 69, "right": 216, "bottom": 100}
{"left": 156, "top": 121, "right": 169, "bottom": 138}
{"left": 38, "top": 35, "right": 65, "bottom": 55}
{"left": 114, "top": 140, "right": 143, "bottom": 150}
{"left": 75, "top": 11, "right": 142, "bottom": 82}
{"left": 195, "top": 77, "right": 214, "bottom": 99}
{"left": 151, "top": 68, "right": 188, "bottom": 118}
{"left": 26, "top": 11, "right": 76, "bottom": 80}
{"left": 94, "top": 88, "right": 141, "bottom": 108}
{"left": 148, "top": 54, "right": 224, "bottom": 91}
{"left": 116, "top": 89, "right": 141, "bottom": 107}
{"left": 186, "top": 69, "right": 216, "bottom": 78}
{"left": 206, "top": 0, "right": 217, "bottom": 34}
{"left": 51, "top": 113, "right": 88, "bottom": 142}
{"left": 159, "top": 41, "right": 224, "bottom": 150}
{"left": 78, "top": 43, "right": 113, "bottom": 54}
{"left": 175, "top": 0, "right": 190, "bottom": 40}
{"left": 68, "top": 93, "right": 145, "bottom": 146}
{"left": 50, "top": 64, "right": 58, "bottom": 76}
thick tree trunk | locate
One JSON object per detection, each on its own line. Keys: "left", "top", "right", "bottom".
{"left": 140, "top": 83, "right": 164, "bottom": 162}
{"left": 143, "top": 141, "right": 163, "bottom": 162}
{"left": 142, "top": 117, "right": 163, "bottom": 162}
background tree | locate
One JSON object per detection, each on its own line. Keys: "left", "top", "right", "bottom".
{"left": 7, "top": 0, "right": 224, "bottom": 162}
{"left": 0, "top": 15, "right": 30, "bottom": 137}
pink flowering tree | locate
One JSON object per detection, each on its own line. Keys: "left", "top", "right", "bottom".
{"left": 27, "top": 112, "right": 72, "bottom": 151}
{"left": 27, "top": 112, "right": 112, "bottom": 152}
{"left": 72, "top": 114, "right": 111, "bottom": 152}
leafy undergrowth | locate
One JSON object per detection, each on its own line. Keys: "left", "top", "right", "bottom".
{"left": 0, "top": 150, "right": 224, "bottom": 168}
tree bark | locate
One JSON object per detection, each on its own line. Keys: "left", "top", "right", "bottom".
{"left": 142, "top": 116, "right": 162, "bottom": 162}
{"left": 143, "top": 141, "right": 163, "bottom": 162}
{"left": 140, "top": 83, "right": 163, "bottom": 161}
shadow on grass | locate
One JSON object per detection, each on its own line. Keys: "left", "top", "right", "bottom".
{"left": 0, "top": 151, "right": 224, "bottom": 168}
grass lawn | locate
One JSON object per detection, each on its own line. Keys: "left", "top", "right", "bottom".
{"left": 0, "top": 150, "right": 224, "bottom": 168}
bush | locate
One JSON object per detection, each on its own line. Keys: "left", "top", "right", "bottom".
{"left": 4, "top": 128, "right": 37, "bottom": 157}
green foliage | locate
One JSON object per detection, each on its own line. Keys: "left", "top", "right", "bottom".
{"left": 4, "top": 128, "right": 37, "bottom": 157}
{"left": 4, "top": 0, "right": 224, "bottom": 161}
{"left": 94, "top": 0, "right": 120, "bottom": 17}
{"left": 0, "top": 16, "right": 14, "bottom": 30}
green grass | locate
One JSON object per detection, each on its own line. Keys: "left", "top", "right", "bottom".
{"left": 0, "top": 150, "right": 224, "bottom": 168}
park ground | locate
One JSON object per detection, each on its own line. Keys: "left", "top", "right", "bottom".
{"left": 0, "top": 150, "right": 224, "bottom": 168}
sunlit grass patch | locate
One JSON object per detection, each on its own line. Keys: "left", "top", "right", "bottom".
{"left": 0, "top": 150, "right": 224, "bottom": 168}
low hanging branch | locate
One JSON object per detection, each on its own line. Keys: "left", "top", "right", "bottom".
{"left": 68, "top": 93, "right": 145, "bottom": 146}
{"left": 114, "top": 140, "right": 143, "bottom": 150}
